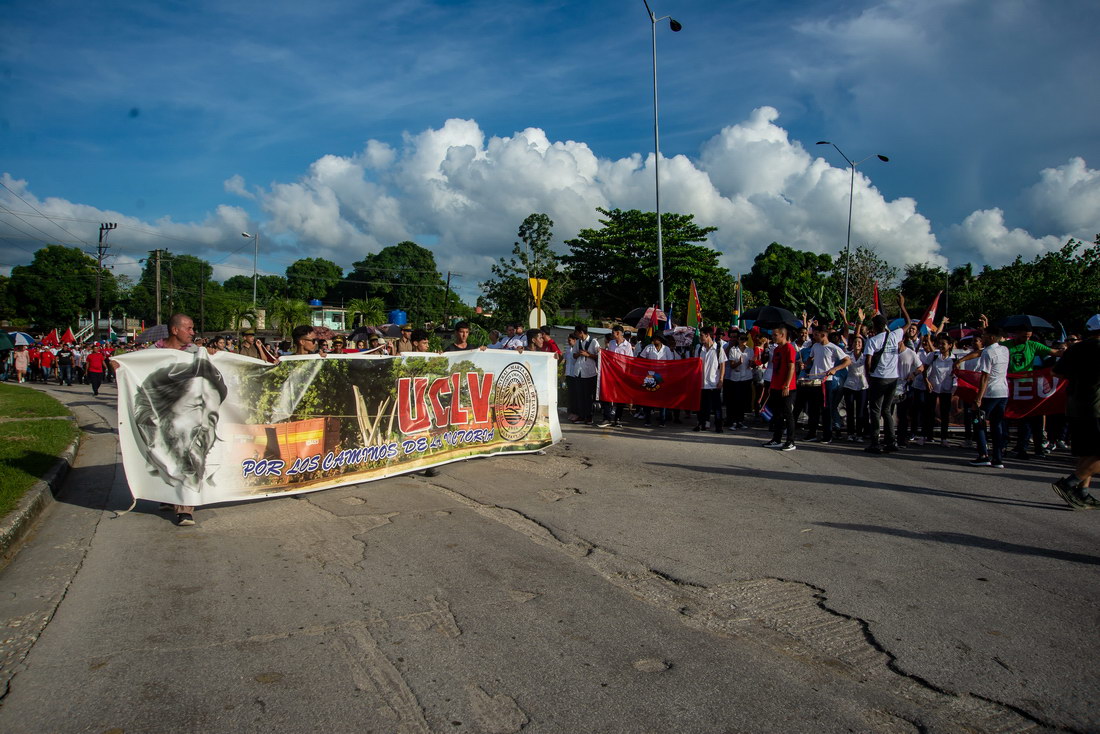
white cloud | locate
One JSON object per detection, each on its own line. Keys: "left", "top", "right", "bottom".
{"left": 1023, "top": 157, "right": 1100, "bottom": 236}
{"left": 3, "top": 109, "right": 1090, "bottom": 303}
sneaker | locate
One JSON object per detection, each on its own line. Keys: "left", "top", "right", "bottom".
{"left": 762, "top": 440, "right": 784, "bottom": 449}
{"left": 176, "top": 513, "right": 196, "bottom": 526}
{"left": 595, "top": 420, "right": 611, "bottom": 428}
{"left": 692, "top": 424, "right": 702, "bottom": 432}
{"left": 990, "top": 463, "right": 1005, "bottom": 469}
{"left": 819, "top": 437, "right": 833, "bottom": 445}
{"left": 644, "top": 421, "right": 652, "bottom": 427}
{"left": 1056, "top": 440, "right": 1069, "bottom": 452}
{"left": 1050, "top": 476, "right": 1099, "bottom": 510}
{"left": 611, "top": 420, "right": 621, "bottom": 428}
{"left": 780, "top": 443, "right": 797, "bottom": 451}
{"left": 969, "top": 458, "right": 992, "bottom": 467}
{"left": 804, "top": 435, "right": 820, "bottom": 443}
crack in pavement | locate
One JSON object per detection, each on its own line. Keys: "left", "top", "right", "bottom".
{"left": 424, "top": 478, "right": 1069, "bottom": 734}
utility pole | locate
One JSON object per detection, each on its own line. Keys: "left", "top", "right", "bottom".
{"left": 442, "top": 271, "right": 452, "bottom": 326}
{"left": 153, "top": 249, "right": 163, "bottom": 325}
{"left": 95, "top": 223, "right": 117, "bottom": 342}
{"left": 167, "top": 258, "right": 175, "bottom": 315}
{"left": 200, "top": 275, "right": 206, "bottom": 334}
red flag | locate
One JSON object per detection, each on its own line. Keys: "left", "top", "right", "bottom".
{"left": 918, "top": 291, "right": 942, "bottom": 334}
{"left": 60, "top": 327, "right": 76, "bottom": 343}
{"left": 41, "top": 329, "right": 60, "bottom": 346}
{"left": 873, "top": 282, "right": 881, "bottom": 315}
{"left": 597, "top": 351, "right": 701, "bottom": 411}
{"left": 955, "top": 368, "right": 1067, "bottom": 419}
{"left": 687, "top": 280, "right": 703, "bottom": 328}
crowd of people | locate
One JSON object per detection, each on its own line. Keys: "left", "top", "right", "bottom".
{"left": 4, "top": 301, "right": 1097, "bottom": 518}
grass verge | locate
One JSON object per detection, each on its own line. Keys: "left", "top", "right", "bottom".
{"left": 0, "top": 384, "right": 79, "bottom": 518}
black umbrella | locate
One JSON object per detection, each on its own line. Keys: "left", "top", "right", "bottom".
{"left": 997, "top": 314, "right": 1055, "bottom": 331}
{"left": 741, "top": 307, "right": 761, "bottom": 321}
{"left": 753, "top": 306, "right": 801, "bottom": 330}
{"left": 136, "top": 324, "right": 168, "bottom": 344}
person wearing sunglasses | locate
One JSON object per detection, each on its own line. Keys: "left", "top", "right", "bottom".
{"left": 291, "top": 325, "right": 321, "bottom": 356}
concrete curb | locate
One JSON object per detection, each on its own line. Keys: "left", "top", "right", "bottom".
{"left": 0, "top": 429, "right": 82, "bottom": 563}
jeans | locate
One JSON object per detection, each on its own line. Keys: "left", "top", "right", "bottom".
{"left": 565, "top": 375, "right": 579, "bottom": 416}
{"left": 89, "top": 372, "right": 104, "bottom": 395}
{"left": 723, "top": 380, "right": 752, "bottom": 425}
{"left": 867, "top": 376, "right": 898, "bottom": 447}
{"left": 976, "top": 397, "right": 1009, "bottom": 464}
{"left": 804, "top": 381, "right": 836, "bottom": 440}
{"left": 59, "top": 365, "right": 73, "bottom": 386}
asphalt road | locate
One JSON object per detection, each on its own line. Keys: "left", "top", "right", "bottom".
{"left": 1, "top": 382, "right": 1097, "bottom": 733}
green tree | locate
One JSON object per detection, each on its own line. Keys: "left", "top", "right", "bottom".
{"left": 224, "top": 274, "right": 288, "bottom": 302}
{"left": 346, "top": 297, "right": 386, "bottom": 328}
{"left": 830, "top": 245, "right": 900, "bottom": 315}
{"left": 286, "top": 258, "right": 342, "bottom": 301}
{"left": 742, "top": 242, "right": 833, "bottom": 310}
{"left": 0, "top": 274, "right": 16, "bottom": 324}
{"left": 9, "top": 245, "right": 105, "bottom": 329}
{"left": 561, "top": 208, "right": 730, "bottom": 321}
{"left": 342, "top": 241, "right": 450, "bottom": 327}
{"left": 480, "top": 213, "right": 570, "bottom": 326}
{"left": 267, "top": 298, "right": 313, "bottom": 340}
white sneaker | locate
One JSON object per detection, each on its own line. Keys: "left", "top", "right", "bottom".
{"left": 762, "top": 440, "right": 784, "bottom": 449}
{"left": 780, "top": 443, "right": 797, "bottom": 451}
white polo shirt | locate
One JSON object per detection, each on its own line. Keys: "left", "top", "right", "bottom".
{"left": 698, "top": 341, "right": 727, "bottom": 390}
{"left": 865, "top": 328, "right": 905, "bottom": 379}
{"left": 976, "top": 342, "right": 1010, "bottom": 399}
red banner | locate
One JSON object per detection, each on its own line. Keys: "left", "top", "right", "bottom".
{"left": 955, "top": 367, "right": 1067, "bottom": 419}
{"left": 597, "top": 351, "right": 702, "bottom": 411}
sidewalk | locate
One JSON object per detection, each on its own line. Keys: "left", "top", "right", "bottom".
{"left": 0, "top": 380, "right": 123, "bottom": 699}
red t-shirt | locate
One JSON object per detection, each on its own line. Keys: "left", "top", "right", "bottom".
{"left": 85, "top": 353, "right": 107, "bottom": 373}
{"left": 769, "top": 342, "right": 798, "bottom": 391}
{"left": 39, "top": 350, "right": 55, "bottom": 368}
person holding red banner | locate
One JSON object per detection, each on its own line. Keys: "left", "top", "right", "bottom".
{"left": 638, "top": 334, "right": 676, "bottom": 427}
{"left": 694, "top": 327, "right": 727, "bottom": 433}
{"left": 969, "top": 326, "right": 1010, "bottom": 469}
{"left": 1049, "top": 315, "right": 1100, "bottom": 509}
{"left": 1006, "top": 326, "right": 1064, "bottom": 459}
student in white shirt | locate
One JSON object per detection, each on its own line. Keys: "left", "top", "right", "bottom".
{"left": 894, "top": 339, "right": 924, "bottom": 446}
{"left": 571, "top": 325, "right": 600, "bottom": 424}
{"left": 922, "top": 334, "right": 957, "bottom": 447}
{"left": 601, "top": 325, "right": 635, "bottom": 427}
{"left": 804, "top": 324, "right": 851, "bottom": 443}
{"left": 970, "top": 326, "right": 1011, "bottom": 468}
{"left": 638, "top": 334, "right": 675, "bottom": 427}
{"left": 863, "top": 295, "right": 912, "bottom": 453}
{"left": 842, "top": 335, "right": 869, "bottom": 440}
{"left": 723, "top": 332, "right": 754, "bottom": 429}
{"left": 694, "top": 327, "right": 727, "bottom": 433}
{"left": 563, "top": 334, "right": 579, "bottom": 421}
{"left": 495, "top": 324, "right": 527, "bottom": 350}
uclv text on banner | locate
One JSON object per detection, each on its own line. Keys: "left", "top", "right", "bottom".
{"left": 113, "top": 349, "right": 561, "bottom": 507}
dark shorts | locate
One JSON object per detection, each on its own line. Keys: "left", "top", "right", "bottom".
{"left": 1068, "top": 416, "right": 1100, "bottom": 457}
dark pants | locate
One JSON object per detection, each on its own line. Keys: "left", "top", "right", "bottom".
{"left": 576, "top": 376, "right": 596, "bottom": 421}
{"left": 723, "top": 380, "right": 752, "bottom": 425}
{"left": 768, "top": 392, "right": 796, "bottom": 444}
{"left": 923, "top": 391, "right": 952, "bottom": 441}
{"left": 89, "top": 372, "right": 104, "bottom": 395}
{"left": 643, "top": 405, "right": 666, "bottom": 425}
{"left": 566, "top": 375, "right": 579, "bottom": 416}
{"left": 895, "top": 390, "right": 920, "bottom": 443}
{"left": 805, "top": 381, "right": 837, "bottom": 440}
{"left": 603, "top": 401, "right": 625, "bottom": 422}
{"left": 867, "top": 376, "right": 898, "bottom": 447}
{"left": 1014, "top": 416, "right": 1046, "bottom": 455}
{"left": 59, "top": 365, "right": 73, "bottom": 386}
{"left": 698, "top": 388, "right": 722, "bottom": 430}
{"left": 977, "top": 397, "right": 1008, "bottom": 464}
{"left": 843, "top": 387, "right": 868, "bottom": 438}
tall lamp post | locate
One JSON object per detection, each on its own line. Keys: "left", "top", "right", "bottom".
{"left": 816, "top": 141, "right": 888, "bottom": 313}
{"left": 643, "top": 0, "right": 681, "bottom": 317}
{"left": 241, "top": 231, "right": 259, "bottom": 312}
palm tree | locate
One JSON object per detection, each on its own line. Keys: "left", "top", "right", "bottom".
{"left": 267, "top": 298, "right": 313, "bottom": 340}
{"left": 225, "top": 298, "right": 258, "bottom": 332}
{"left": 346, "top": 297, "right": 386, "bottom": 328}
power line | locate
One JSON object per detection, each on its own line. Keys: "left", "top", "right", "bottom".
{"left": 0, "top": 180, "right": 94, "bottom": 247}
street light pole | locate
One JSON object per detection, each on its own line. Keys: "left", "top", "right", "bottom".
{"left": 242, "top": 231, "right": 259, "bottom": 313}
{"left": 643, "top": 0, "right": 681, "bottom": 317}
{"left": 816, "top": 141, "right": 889, "bottom": 313}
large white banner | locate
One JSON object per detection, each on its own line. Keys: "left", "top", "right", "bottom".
{"left": 114, "top": 349, "right": 561, "bottom": 507}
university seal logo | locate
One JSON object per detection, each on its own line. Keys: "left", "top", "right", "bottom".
{"left": 493, "top": 362, "right": 539, "bottom": 441}
{"left": 641, "top": 370, "right": 663, "bottom": 392}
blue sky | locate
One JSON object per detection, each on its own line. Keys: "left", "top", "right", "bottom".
{"left": 2, "top": 0, "right": 1098, "bottom": 304}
